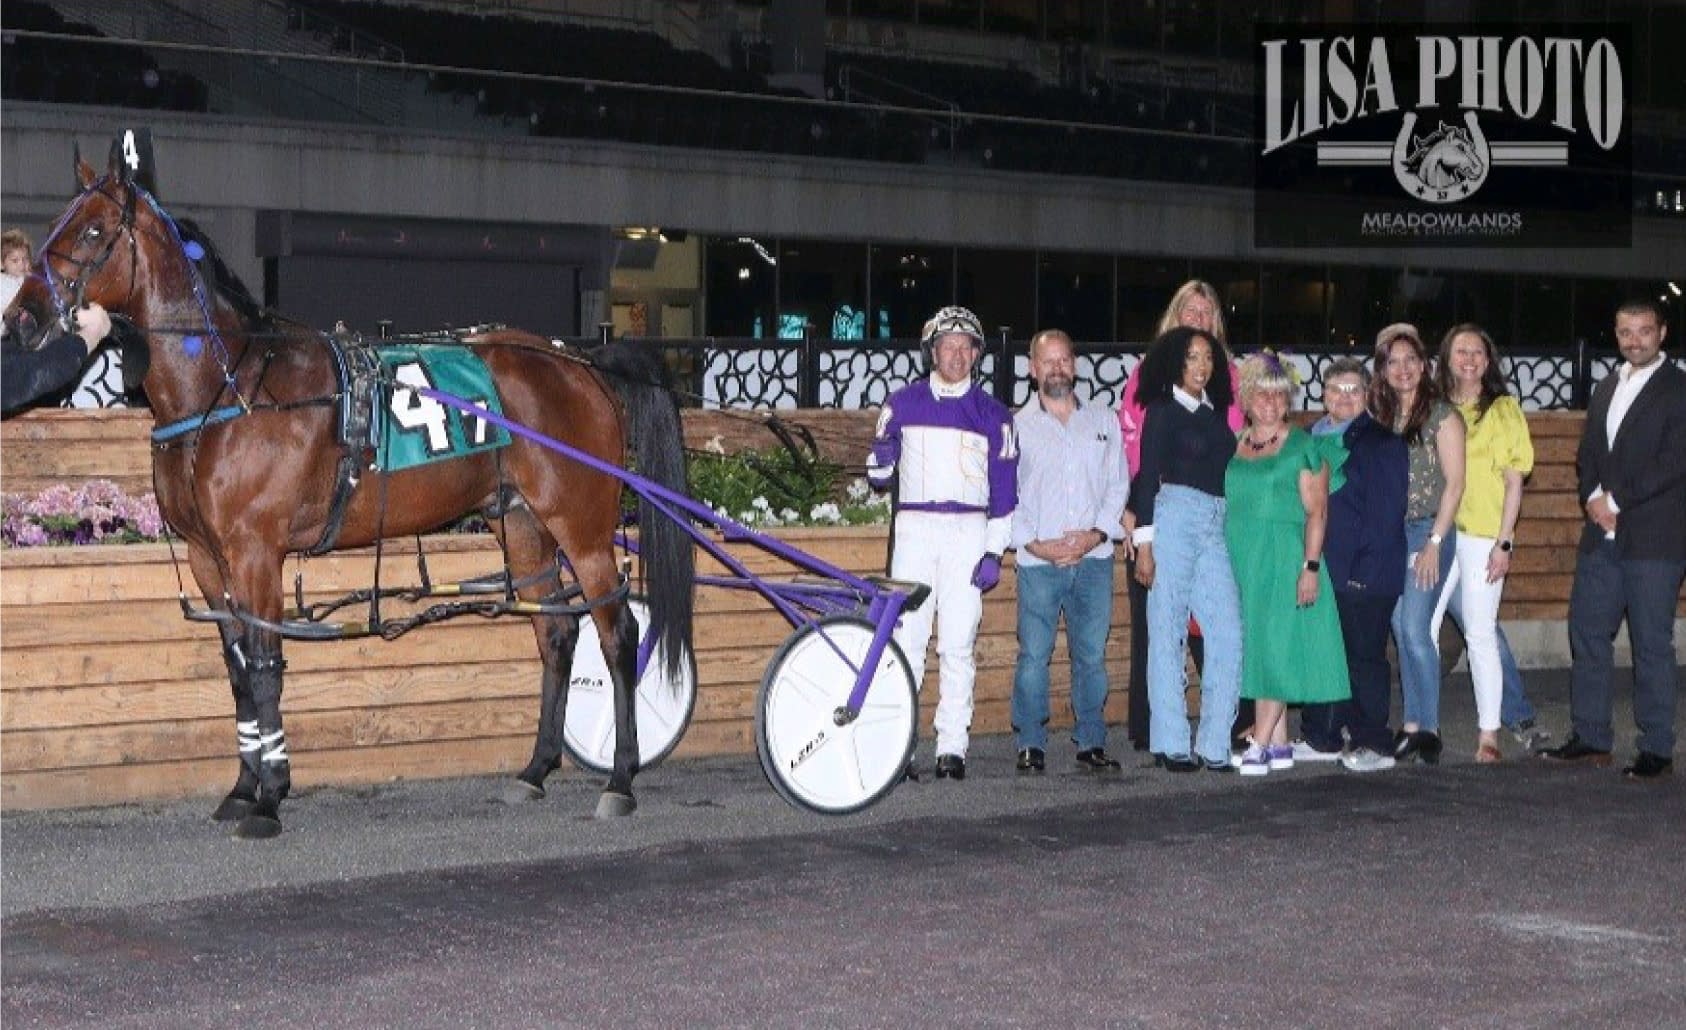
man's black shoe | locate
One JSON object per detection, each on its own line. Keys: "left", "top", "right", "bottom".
{"left": 1622, "top": 752, "right": 1673, "bottom": 780}
{"left": 1076, "top": 747, "right": 1122, "bottom": 771}
{"left": 902, "top": 761, "right": 921, "bottom": 783}
{"left": 1155, "top": 753, "right": 1200, "bottom": 774}
{"left": 1539, "top": 734, "right": 1613, "bottom": 767}
{"left": 1015, "top": 747, "right": 1045, "bottom": 773}
{"left": 935, "top": 753, "right": 966, "bottom": 780}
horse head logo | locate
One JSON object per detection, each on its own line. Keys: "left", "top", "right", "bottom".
{"left": 1392, "top": 111, "right": 1491, "bottom": 203}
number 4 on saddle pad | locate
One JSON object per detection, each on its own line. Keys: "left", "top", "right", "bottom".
{"left": 376, "top": 345, "right": 512, "bottom": 472}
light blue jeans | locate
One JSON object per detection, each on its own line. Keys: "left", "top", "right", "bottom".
{"left": 1393, "top": 518, "right": 1456, "bottom": 731}
{"left": 1011, "top": 557, "right": 1114, "bottom": 752}
{"left": 1145, "top": 485, "right": 1242, "bottom": 765}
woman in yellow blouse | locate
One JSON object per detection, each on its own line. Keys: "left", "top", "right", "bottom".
{"left": 1431, "top": 323, "right": 1534, "bottom": 762}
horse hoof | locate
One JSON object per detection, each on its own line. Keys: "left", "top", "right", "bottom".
{"left": 211, "top": 795, "right": 255, "bottom": 822}
{"left": 499, "top": 779, "right": 546, "bottom": 805}
{"left": 594, "top": 791, "right": 637, "bottom": 819}
{"left": 233, "top": 813, "right": 283, "bottom": 840}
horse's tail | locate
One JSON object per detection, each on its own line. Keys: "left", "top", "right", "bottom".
{"left": 592, "top": 340, "right": 695, "bottom": 682}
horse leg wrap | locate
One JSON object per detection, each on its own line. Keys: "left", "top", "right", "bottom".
{"left": 246, "top": 651, "right": 291, "bottom": 803}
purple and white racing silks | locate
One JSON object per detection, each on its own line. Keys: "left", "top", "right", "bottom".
{"left": 868, "top": 374, "right": 1017, "bottom": 760}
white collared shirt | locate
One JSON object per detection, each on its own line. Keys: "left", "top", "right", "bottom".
{"left": 1172, "top": 385, "right": 1211, "bottom": 412}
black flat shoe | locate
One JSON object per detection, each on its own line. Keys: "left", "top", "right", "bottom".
{"left": 1622, "top": 752, "right": 1673, "bottom": 780}
{"left": 1156, "top": 753, "right": 1200, "bottom": 774}
{"left": 1076, "top": 748, "right": 1122, "bottom": 771}
{"left": 1541, "top": 734, "right": 1614, "bottom": 767}
{"left": 1129, "top": 738, "right": 1150, "bottom": 753}
{"left": 1394, "top": 730, "right": 1442, "bottom": 765}
{"left": 935, "top": 753, "right": 966, "bottom": 780}
{"left": 1016, "top": 747, "right": 1046, "bottom": 773}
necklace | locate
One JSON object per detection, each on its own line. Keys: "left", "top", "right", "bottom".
{"left": 1244, "top": 430, "right": 1282, "bottom": 453}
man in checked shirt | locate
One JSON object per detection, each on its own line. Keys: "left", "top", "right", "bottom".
{"left": 1008, "top": 329, "right": 1130, "bottom": 775}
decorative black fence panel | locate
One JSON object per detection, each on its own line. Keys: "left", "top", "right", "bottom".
{"left": 626, "top": 330, "right": 1653, "bottom": 414}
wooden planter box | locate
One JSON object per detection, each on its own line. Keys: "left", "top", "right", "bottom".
{"left": 0, "top": 529, "right": 1123, "bottom": 811}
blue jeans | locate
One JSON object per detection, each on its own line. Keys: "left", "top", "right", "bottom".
{"left": 1012, "top": 556, "right": 1114, "bottom": 751}
{"left": 1145, "top": 485, "right": 1242, "bottom": 765}
{"left": 1444, "top": 586, "right": 1535, "bottom": 727}
{"left": 1393, "top": 518, "right": 1456, "bottom": 731}
{"left": 1568, "top": 542, "right": 1686, "bottom": 756}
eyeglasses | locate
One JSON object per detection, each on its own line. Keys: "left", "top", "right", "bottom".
{"left": 1327, "top": 382, "right": 1365, "bottom": 394}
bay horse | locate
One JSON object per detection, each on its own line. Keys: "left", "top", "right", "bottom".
{"left": 7, "top": 142, "right": 694, "bottom": 837}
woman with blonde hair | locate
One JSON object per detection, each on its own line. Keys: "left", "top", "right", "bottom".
{"left": 1118, "top": 280, "right": 1245, "bottom": 753}
{"left": 1225, "top": 352, "right": 1351, "bottom": 774}
{"left": 1371, "top": 323, "right": 1465, "bottom": 763}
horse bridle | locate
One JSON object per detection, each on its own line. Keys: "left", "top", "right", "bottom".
{"left": 38, "top": 178, "right": 140, "bottom": 336}
{"left": 38, "top": 174, "right": 243, "bottom": 402}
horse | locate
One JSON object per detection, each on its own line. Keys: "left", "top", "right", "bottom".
{"left": 7, "top": 141, "right": 694, "bottom": 838}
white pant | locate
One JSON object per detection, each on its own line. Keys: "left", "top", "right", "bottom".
{"left": 891, "top": 510, "right": 987, "bottom": 757}
{"left": 1430, "top": 533, "right": 1506, "bottom": 732}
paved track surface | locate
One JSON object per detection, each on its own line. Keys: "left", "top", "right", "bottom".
{"left": 5, "top": 669, "right": 1684, "bottom": 1028}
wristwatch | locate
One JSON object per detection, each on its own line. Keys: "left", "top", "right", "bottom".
{"left": 1303, "top": 559, "right": 1321, "bottom": 572}
{"left": 1428, "top": 532, "right": 1443, "bottom": 546}
{"left": 1497, "top": 539, "right": 1514, "bottom": 552}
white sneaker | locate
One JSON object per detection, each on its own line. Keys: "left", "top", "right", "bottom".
{"left": 1341, "top": 747, "right": 1397, "bottom": 773}
{"left": 1291, "top": 739, "right": 1343, "bottom": 763}
{"left": 1238, "top": 742, "right": 1270, "bottom": 776}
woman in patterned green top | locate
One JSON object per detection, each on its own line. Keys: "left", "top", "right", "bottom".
{"left": 1370, "top": 324, "right": 1466, "bottom": 764}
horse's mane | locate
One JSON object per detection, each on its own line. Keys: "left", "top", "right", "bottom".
{"left": 173, "top": 216, "right": 273, "bottom": 330}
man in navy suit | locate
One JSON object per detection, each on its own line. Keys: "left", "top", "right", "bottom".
{"left": 1544, "top": 299, "right": 1686, "bottom": 780}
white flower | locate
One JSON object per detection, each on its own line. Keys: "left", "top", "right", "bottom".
{"left": 779, "top": 508, "right": 799, "bottom": 522}
{"left": 704, "top": 435, "right": 728, "bottom": 455}
{"left": 751, "top": 496, "right": 771, "bottom": 511}
{"left": 809, "top": 502, "right": 842, "bottom": 524}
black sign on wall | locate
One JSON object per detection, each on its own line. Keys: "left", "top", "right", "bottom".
{"left": 1254, "top": 24, "right": 1632, "bottom": 248}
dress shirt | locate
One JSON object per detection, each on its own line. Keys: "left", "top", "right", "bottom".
{"left": 1011, "top": 394, "right": 1129, "bottom": 566}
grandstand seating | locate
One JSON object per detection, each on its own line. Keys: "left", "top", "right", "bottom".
{"left": 2, "top": 1, "right": 208, "bottom": 113}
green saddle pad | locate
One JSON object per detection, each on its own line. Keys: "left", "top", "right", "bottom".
{"left": 374, "top": 344, "right": 512, "bottom": 473}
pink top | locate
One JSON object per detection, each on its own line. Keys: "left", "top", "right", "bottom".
{"left": 1117, "top": 360, "right": 1245, "bottom": 477}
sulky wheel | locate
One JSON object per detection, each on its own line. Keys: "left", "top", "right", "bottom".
{"left": 562, "top": 597, "right": 697, "bottom": 774}
{"left": 756, "top": 615, "right": 917, "bottom": 815}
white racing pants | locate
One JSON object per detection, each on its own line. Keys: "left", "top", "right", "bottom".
{"left": 890, "top": 510, "right": 987, "bottom": 758}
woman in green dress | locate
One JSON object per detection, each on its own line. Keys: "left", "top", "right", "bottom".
{"left": 1226, "top": 352, "right": 1352, "bottom": 776}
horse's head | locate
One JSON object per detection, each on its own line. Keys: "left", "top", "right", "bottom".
{"left": 20, "top": 132, "right": 183, "bottom": 346}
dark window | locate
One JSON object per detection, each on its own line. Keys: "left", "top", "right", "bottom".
{"left": 870, "top": 243, "right": 955, "bottom": 339}
{"left": 920, "top": 0, "right": 982, "bottom": 31}
{"left": 703, "top": 236, "right": 778, "bottom": 338}
{"left": 1200, "top": 260, "right": 1261, "bottom": 353}
{"left": 1106, "top": 0, "right": 1159, "bottom": 48}
{"left": 981, "top": 0, "right": 1038, "bottom": 35}
{"left": 1260, "top": 263, "right": 1327, "bottom": 351}
{"left": 1327, "top": 265, "right": 1401, "bottom": 352}
{"left": 1395, "top": 268, "right": 1456, "bottom": 340}
{"left": 1036, "top": 251, "right": 1113, "bottom": 343}
{"left": 780, "top": 239, "right": 867, "bottom": 340}
{"left": 1116, "top": 257, "right": 1192, "bottom": 343}
{"left": 1451, "top": 273, "right": 1516, "bottom": 344}
{"left": 955, "top": 247, "right": 1035, "bottom": 341}
{"left": 1573, "top": 278, "right": 1632, "bottom": 352}
{"left": 1515, "top": 276, "right": 1573, "bottom": 350}
{"left": 1163, "top": 0, "right": 1218, "bottom": 58}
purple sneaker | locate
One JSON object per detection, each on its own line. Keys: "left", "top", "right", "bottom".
{"left": 1267, "top": 743, "right": 1295, "bottom": 770}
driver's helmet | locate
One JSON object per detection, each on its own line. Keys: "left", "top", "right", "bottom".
{"left": 920, "top": 305, "right": 985, "bottom": 372}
